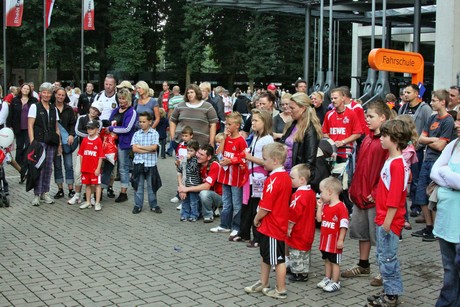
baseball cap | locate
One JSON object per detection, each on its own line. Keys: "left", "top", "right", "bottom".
{"left": 116, "top": 80, "right": 134, "bottom": 90}
{"left": 86, "top": 120, "right": 100, "bottom": 129}
{"left": 90, "top": 101, "right": 103, "bottom": 114}
{"left": 267, "top": 83, "right": 277, "bottom": 91}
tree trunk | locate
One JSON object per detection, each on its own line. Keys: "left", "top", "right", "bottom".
{"left": 38, "top": 57, "right": 44, "bottom": 85}
{"left": 248, "top": 79, "right": 254, "bottom": 93}
{"left": 186, "top": 63, "right": 191, "bottom": 86}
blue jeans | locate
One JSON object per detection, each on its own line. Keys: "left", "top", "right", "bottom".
{"left": 413, "top": 160, "right": 435, "bottom": 206}
{"left": 436, "top": 238, "right": 460, "bottom": 307}
{"left": 410, "top": 149, "right": 424, "bottom": 211}
{"left": 167, "top": 140, "right": 178, "bottom": 156}
{"left": 54, "top": 152, "right": 74, "bottom": 184}
{"left": 376, "top": 226, "right": 403, "bottom": 296}
{"left": 181, "top": 191, "right": 200, "bottom": 219}
{"left": 118, "top": 148, "right": 131, "bottom": 189}
{"left": 134, "top": 166, "right": 157, "bottom": 209}
{"left": 220, "top": 184, "right": 242, "bottom": 231}
{"left": 199, "top": 190, "right": 222, "bottom": 219}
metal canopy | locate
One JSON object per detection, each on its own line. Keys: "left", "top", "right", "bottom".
{"left": 191, "top": 0, "right": 436, "bottom": 28}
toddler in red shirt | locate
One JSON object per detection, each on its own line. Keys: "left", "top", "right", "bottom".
{"left": 286, "top": 164, "right": 317, "bottom": 282}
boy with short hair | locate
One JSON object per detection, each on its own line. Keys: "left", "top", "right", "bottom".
{"left": 177, "top": 139, "right": 202, "bottom": 221}
{"left": 316, "top": 177, "right": 349, "bottom": 292}
{"left": 78, "top": 120, "right": 104, "bottom": 211}
{"left": 286, "top": 164, "right": 317, "bottom": 282}
{"left": 244, "top": 142, "right": 292, "bottom": 299}
{"left": 131, "top": 112, "right": 162, "bottom": 214}
{"left": 170, "top": 126, "right": 193, "bottom": 206}
{"left": 366, "top": 119, "right": 411, "bottom": 307}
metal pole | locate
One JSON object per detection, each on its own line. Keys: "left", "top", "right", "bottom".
{"left": 81, "top": 0, "right": 84, "bottom": 88}
{"left": 319, "top": 0, "right": 324, "bottom": 71}
{"left": 371, "top": 0, "right": 375, "bottom": 50}
{"left": 43, "top": 0, "right": 47, "bottom": 82}
{"left": 3, "top": 0, "right": 7, "bottom": 91}
{"left": 413, "top": 0, "right": 421, "bottom": 52}
{"left": 382, "top": 0, "right": 386, "bottom": 48}
{"left": 336, "top": 21, "right": 340, "bottom": 85}
{"left": 313, "top": 18, "right": 317, "bottom": 85}
{"left": 328, "top": 0, "right": 333, "bottom": 70}
{"left": 304, "top": 5, "right": 311, "bottom": 84}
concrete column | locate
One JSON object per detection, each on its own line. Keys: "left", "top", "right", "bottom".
{"left": 434, "top": 0, "right": 460, "bottom": 88}
{"left": 351, "top": 23, "right": 362, "bottom": 98}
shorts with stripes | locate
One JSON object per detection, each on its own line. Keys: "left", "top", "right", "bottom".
{"left": 321, "top": 251, "right": 342, "bottom": 264}
{"left": 259, "top": 233, "right": 285, "bottom": 266}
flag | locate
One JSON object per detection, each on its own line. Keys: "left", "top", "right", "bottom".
{"left": 45, "top": 0, "right": 55, "bottom": 29}
{"left": 5, "top": 0, "right": 24, "bottom": 27}
{"left": 83, "top": 0, "right": 95, "bottom": 30}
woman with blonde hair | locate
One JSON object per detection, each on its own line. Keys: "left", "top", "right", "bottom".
{"left": 134, "top": 81, "right": 160, "bottom": 129}
{"left": 311, "top": 91, "right": 327, "bottom": 124}
{"left": 280, "top": 92, "right": 322, "bottom": 175}
{"left": 273, "top": 93, "right": 293, "bottom": 140}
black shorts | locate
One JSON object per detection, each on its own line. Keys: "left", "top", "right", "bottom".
{"left": 259, "top": 233, "right": 285, "bottom": 266}
{"left": 321, "top": 251, "right": 342, "bottom": 264}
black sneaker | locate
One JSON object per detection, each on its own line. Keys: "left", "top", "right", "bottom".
{"left": 54, "top": 190, "right": 64, "bottom": 199}
{"left": 288, "top": 273, "right": 309, "bottom": 282}
{"left": 107, "top": 187, "right": 115, "bottom": 198}
{"left": 411, "top": 228, "right": 427, "bottom": 237}
{"left": 410, "top": 209, "right": 420, "bottom": 217}
{"left": 132, "top": 206, "right": 142, "bottom": 214}
{"left": 115, "top": 193, "right": 128, "bottom": 203}
{"left": 68, "top": 190, "right": 75, "bottom": 198}
{"left": 151, "top": 206, "right": 162, "bottom": 214}
{"left": 422, "top": 232, "right": 438, "bottom": 242}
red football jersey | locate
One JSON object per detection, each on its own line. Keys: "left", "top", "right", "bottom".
{"left": 375, "top": 156, "right": 409, "bottom": 236}
{"left": 78, "top": 136, "right": 104, "bottom": 173}
{"left": 257, "top": 169, "right": 292, "bottom": 241}
{"left": 217, "top": 135, "right": 248, "bottom": 187}
{"left": 319, "top": 201, "right": 349, "bottom": 254}
{"left": 200, "top": 161, "right": 223, "bottom": 196}
{"left": 286, "top": 186, "right": 317, "bottom": 251}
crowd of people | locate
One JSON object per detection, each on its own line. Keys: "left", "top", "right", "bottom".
{"left": 0, "top": 78, "right": 460, "bottom": 306}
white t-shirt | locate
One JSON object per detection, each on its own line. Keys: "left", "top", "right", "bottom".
{"left": 28, "top": 103, "right": 60, "bottom": 120}
{"left": 95, "top": 91, "right": 118, "bottom": 120}
{"left": 0, "top": 100, "right": 9, "bottom": 126}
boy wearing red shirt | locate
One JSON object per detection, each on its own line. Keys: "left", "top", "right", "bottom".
{"left": 316, "top": 177, "right": 349, "bottom": 293}
{"left": 211, "top": 112, "right": 247, "bottom": 238}
{"left": 78, "top": 120, "right": 104, "bottom": 211}
{"left": 286, "top": 164, "right": 317, "bottom": 282}
{"left": 244, "top": 142, "right": 292, "bottom": 299}
{"left": 366, "top": 119, "right": 411, "bottom": 307}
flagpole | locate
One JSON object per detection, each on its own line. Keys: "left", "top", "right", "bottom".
{"left": 3, "top": 0, "right": 7, "bottom": 92}
{"left": 43, "top": 0, "right": 47, "bottom": 82}
{"left": 81, "top": 0, "right": 84, "bottom": 88}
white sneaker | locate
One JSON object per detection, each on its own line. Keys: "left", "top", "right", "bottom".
{"left": 94, "top": 203, "right": 102, "bottom": 211}
{"left": 214, "top": 208, "right": 220, "bottom": 217}
{"left": 323, "top": 281, "right": 341, "bottom": 292}
{"left": 317, "top": 277, "right": 331, "bottom": 289}
{"left": 229, "top": 230, "right": 238, "bottom": 237}
{"left": 210, "top": 226, "right": 231, "bottom": 233}
{"left": 170, "top": 196, "right": 180, "bottom": 203}
{"left": 90, "top": 195, "right": 95, "bottom": 206}
{"left": 32, "top": 196, "right": 40, "bottom": 206}
{"left": 176, "top": 203, "right": 182, "bottom": 210}
{"left": 40, "top": 193, "right": 55, "bottom": 204}
{"left": 68, "top": 194, "right": 80, "bottom": 205}
{"left": 79, "top": 202, "right": 92, "bottom": 209}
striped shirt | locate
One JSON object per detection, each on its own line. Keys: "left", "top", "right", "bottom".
{"left": 131, "top": 128, "right": 159, "bottom": 167}
{"left": 177, "top": 156, "right": 202, "bottom": 187}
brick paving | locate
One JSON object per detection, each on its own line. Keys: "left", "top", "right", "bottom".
{"left": 0, "top": 155, "right": 443, "bottom": 306}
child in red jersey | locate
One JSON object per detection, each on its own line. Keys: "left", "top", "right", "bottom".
{"left": 316, "top": 177, "right": 349, "bottom": 293}
{"left": 286, "top": 164, "right": 317, "bottom": 282}
{"left": 244, "top": 142, "right": 292, "bottom": 299}
{"left": 366, "top": 119, "right": 411, "bottom": 307}
{"left": 78, "top": 120, "right": 104, "bottom": 211}
{"left": 211, "top": 112, "right": 247, "bottom": 239}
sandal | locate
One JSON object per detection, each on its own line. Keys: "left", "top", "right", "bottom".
{"left": 404, "top": 221, "right": 412, "bottom": 230}
{"left": 246, "top": 240, "right": 259, "bottom": 248}
{"left": 229, "top": 235, "right": 242, "bottom": 242}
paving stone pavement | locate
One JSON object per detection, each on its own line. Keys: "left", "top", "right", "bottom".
{"left": 0, "top": 154, "right": 443, "bottom": 306}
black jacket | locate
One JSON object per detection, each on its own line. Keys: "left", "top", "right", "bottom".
{"left": 7, "top": 96, "right": 38, "bottom": 133}
{"left": 280, "top": 120, "right": 319, "bottom": 177}
{"left": 56, "top": 104, "right": 76, "bottom": 137}
{"left": 33, "top": 103, "right": 58, "bottom": 143}
{"left": 77, "top": 92, "right": 96, "bottom": 115}
{"left": 25, "top": 140, "right": 46, "bottom": 192}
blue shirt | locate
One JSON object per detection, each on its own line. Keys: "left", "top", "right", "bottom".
{"left": 131, "top": 127, "right": 159, "bottom": 167}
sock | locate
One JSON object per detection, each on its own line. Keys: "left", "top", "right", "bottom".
{"left": 358, "top": 259, "right": 370, "bottom": 268}
{"left": 426, "top": 225, "right": 434, "bottom": 233}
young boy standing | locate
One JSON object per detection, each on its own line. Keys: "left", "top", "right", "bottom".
{"left": 366, "top": 119, "right": 412, "bottom": 307}
{"left": 286, "top": 164, "right": 317, "bottom": 282}
{"left": 131, "top": 112, "right": 162, "bottom": 214}
{"left": 244, "top": 142, "right": 292, "bottom": 299}
{"left": 78, "top": 120, "right": 104, "bottom": 211}
{"left": 211, "top": 112, "right": 247, "bottom": 239}
{"left": 170, "top": 126, "right": 193, "bottom": 208}
{"left": 316, "top": 177, "right": 349, "bottom": 292}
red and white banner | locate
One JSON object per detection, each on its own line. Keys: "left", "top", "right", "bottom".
{"left": 83, "top": 0, "right": 95, "bottom": 30}
{"left": 45, "top": 0, "right": 55, "bottom": 29}
{"left": 5, "top": 0, "right": 24, "bottom": 27}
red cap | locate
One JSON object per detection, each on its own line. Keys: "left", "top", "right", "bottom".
{"left": 267, "top": 83, "right": 276, "bottom": 90}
